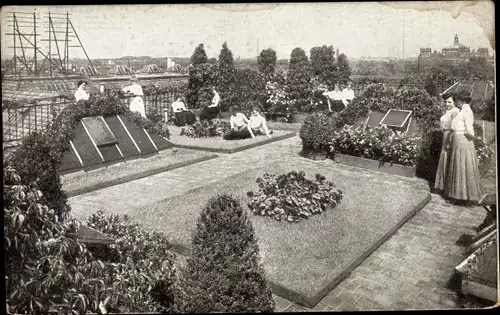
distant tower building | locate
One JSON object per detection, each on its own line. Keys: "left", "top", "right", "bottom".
{"left": 453, "top": 34, "right": 459, "bottom": 46}
{"left": 420, "top": 47, "right": 432, "bottom": 57}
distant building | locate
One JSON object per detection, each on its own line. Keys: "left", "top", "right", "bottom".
{"left": 419, "top": 34, "right": 491, "bottom": 60}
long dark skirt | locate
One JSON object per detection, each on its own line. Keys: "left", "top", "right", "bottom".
{"left": 434, "top": 130, "right": 452, "bottom": 192}
{"left": 174, "top": 111, "right": 196, "bottom": 126}
{"left": 223, "top": 128, "right": 252, "bottom": 140}
{"left": 199, "top": 106, "right": 220, "bottom": 121}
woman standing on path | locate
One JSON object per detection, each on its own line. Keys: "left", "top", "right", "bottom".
{"left": 444, "top": 92, "right": 483, "bottom": 205}
{"left": 434, "top": 93, "right": 460, "bottom": 193}
{"left": 122, "top": 76, "right": 146, "bottom": 118}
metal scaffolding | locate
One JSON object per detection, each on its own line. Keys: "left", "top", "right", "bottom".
{"left": 4, "top": 10, "right": 97, "bottom": 78}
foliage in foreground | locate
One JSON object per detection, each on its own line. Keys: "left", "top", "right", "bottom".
{"left": 247, "top": 171, "right": 343, "bottom": 222}
{"left": 4, "top": 164, "right": 177, "bottom": 314}
{"left": 179, "top": 119, "right": 231, "bottom": 138}
{"left": 172, "top": 194, "right": 275, "bottom": 313}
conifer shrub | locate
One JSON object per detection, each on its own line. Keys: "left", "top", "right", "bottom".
{"left": 172, "top": 194, "right": 275, "bottom": 313}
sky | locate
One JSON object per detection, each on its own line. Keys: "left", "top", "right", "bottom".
{"left": 0, "top": 2, "right": 494, "bottom": 61}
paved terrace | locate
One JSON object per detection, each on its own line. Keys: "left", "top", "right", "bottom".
{"left": 68, "top": 135, "right": 496, "bottom": 311}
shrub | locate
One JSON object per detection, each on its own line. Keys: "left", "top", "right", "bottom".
{"left": 234, "top": 68, "right": 266, "bottom": 107}
{"left": 4, "top": 164, "right": 86, "bottom": 314}
{"left": 258, "top": 48, "right": 277, "bottom": 76}
{"left": 247, "top": 171, "right": 343, "bottom": 222}
{"left": 217, "top": 42, "right": 237, "bottom": 112}
{"left": 146, "top": 108, "right": 164, "bottom": 124}
{"left": 172, "top": 194, "right": 275, "bottom": 313}
{"left": 186, "top": 63, "right": 216, "bottom": 109}
{"left": 86, "top": 211, "right": 177, "bottom": 313}
{"left": 180, "top": 119, "right": 230, "bottom": 138}
{"left": 479, "top": 92, "right": 495, "bottom": 122}
{"left": 191, "top": 43, "right": 208, "bottom": 65}
{"left": 299, "top": 112, "right": 338, "bottom": 151}
{"left": 287, "top": 58, "right": 312, "bottom": 112}
{"left": 265, "top": 80, "right": 297, "bottom": 122}
{"left": 310, "top": 45, "right": 337, "bottom": 89}
{"left": 336, "top": 53, "right": 351, "bottom": 85}
{"left": 330, "top": 125, "right": 421, "bottom": 166}
{"left": 301, "top": 77, "right": 328, "bottom": 113}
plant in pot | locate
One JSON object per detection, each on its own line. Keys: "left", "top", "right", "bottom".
{"left": 299, "top": 112, "right": 338, "bottom": 160}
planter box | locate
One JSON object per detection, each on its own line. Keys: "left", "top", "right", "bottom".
{"left": 332, "top": 153, "right": 416, "bottom": 178}
{"left": 302, "top": 146, "right": 328, "bottom": 161}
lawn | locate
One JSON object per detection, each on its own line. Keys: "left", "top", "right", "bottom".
{"left": 168, "top": 125, "right": 296, "bottom": 153}
{"left": 61, "top": 148, "right": 217, "bottom": 197}
{"left": 123, "top": 157, "right": 431, "bottom": 307}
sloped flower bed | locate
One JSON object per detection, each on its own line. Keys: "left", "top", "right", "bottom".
{"left": 180, "top": 119, "right": 230, "bottom": 138}
{"left": 246, "top": 171, "right": 343, "bottom": 222}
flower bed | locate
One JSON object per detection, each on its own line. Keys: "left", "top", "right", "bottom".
{"left": 246, "top": 171, "right": 343, "bottom": 222}
{"left": 179, "top": 119, "right": 230, "bottom": 138}
{"left": 330, "top": 125, "right": 421, "bottom": 167}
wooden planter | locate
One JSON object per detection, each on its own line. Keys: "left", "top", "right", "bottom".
{"left": 302, "top": 146, "right": 328, "bottom": 161}
{"left": 332, "top": 153, "right": 416, "bottom": 178}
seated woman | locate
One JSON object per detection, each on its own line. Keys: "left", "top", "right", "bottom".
{"left": 199, "top": 88, "right": 221, "bottom": 121}
{"left": 171, "top": 96, "right": 196, "bottom": 126}
{"left": 249, "top": 107, "right": 272, "bottom": 138}
{"left": 223, "top": 106, "right": 255, "bottom": 140}
{"left": 322, "top": 84, "right": 344, "bottom": 112}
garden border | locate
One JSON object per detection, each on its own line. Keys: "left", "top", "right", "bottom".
{"left": 332, "top": 153, "right": 416, "bottom": 178}
{"left": 65, "top": 153, "right": 218, "bottom": 197}
{"left": 172, "top": 131, "right": 297, "bottom": 154}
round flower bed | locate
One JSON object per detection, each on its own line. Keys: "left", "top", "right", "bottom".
{"left": 246, "top": 171, "right": 343, "bottom": 222}
{"left": 179, "top": 119, "right": 230, "bottom": 138}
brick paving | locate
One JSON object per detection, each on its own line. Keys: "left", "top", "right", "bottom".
{"left": 67, "top": 135, "right": 497, "bottom": 311}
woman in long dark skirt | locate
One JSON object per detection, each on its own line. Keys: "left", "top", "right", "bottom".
{"left": 434, "top": 93, "right": 460, "bottom": 193}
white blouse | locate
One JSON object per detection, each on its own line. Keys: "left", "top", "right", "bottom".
{"left": 440, "top": 107, "right": 460, "bottom": 130}
{"left": 122, "top": 83, "right": 144, "bottom": 97}
{"left": 74, "top": 89, "right": 90, "bottom": 101}
{"left": 451, "top": 104, "right": 475, "bottom": 136}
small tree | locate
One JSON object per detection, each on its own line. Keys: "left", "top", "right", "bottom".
{"left": 217, "top": 42, "right": 237, "bottom": 111}
{"left": 336, "top": 53, "right": 351, "bottom": 85}
{"left": 310, "top": 45, "right": 337, "bottom": 89}
{"left": 258, "top": 48, "right": 277, "bottom": 77}
{"left": 173, "top": 194, "right": 275, "bottom": 313}
{"left": 289, "top": 47, "right": 308, "bottom": 70}
{"left": 191, "top": 43, "right": 208, "bottom": 65}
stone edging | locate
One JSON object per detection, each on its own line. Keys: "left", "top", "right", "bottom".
{"left": 65, "top": 154, "right": 218, "bottom": 197}
{"left": 172, "top": 131, "right": 297, "bottom": 154}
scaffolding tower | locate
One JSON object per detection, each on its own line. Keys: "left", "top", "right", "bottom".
{"left": 4, "top": 10, "right": 97, "bottom": 78}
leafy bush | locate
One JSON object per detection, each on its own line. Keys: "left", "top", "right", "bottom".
{"left": 246, "top": 171, "right": 343, "bottom": 222}
{"left": 474, "top": 137, "right": 494, "bottom": 167}
{"left": 4, "top": 164, "right": 86, "bottom": 314}
{"left": 299, "top": 112, "right": 338, "bottom": 151}
{"left": 186, "top": 63, "right": 216, "bottom": 109}
{"left": 234, "top": 68, "right": 266, "bottom": 108}
{"left": 301, "top": 77, "right": 328, "bottom": 113}
{"left": 217, "top": 42, "right": 237, "bottom": 112}
{"left": 191, "top": 43, "right": 208, "bottom": 65}
{"left": 479, "top": 92, "right": 495, "bottom": 122}
{"left": 86, "top": 211, "right": 177, "bottom": 313}
{"left": 4, "top": 165, "right": 178, "bottom": 314}
{"left": 173, "top": 194, "right": 275, "bottom": 313}
{"left": 330, "top": 125, "right": 421, "bottom": 167}
{"left": 146, "top": 108, "right": 164, "bottom": 124}
{"left": 310, "top": 45, "right": 337, "bottom": 89}
{"left": 258, "top": 48, "right": 277, "bottom": 76}
{"left": 265, "top": 80, "right": 297, "bottom": 122}
{"left": 180, "top": 119, "right": 230, "bottom": 138}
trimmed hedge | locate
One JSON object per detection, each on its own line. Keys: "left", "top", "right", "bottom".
{"left": 173, "top": 194, "right": 275, "bottom": 313}
{"left": 180, "top": 119, "right": 230, "bottom": 138}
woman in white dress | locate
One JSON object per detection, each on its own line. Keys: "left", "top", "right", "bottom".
{"left": 122, "top": 77, "right": 146, "bottom": 118}
{"left": 74, "top": 80, "right": 90, "bottom": 101}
